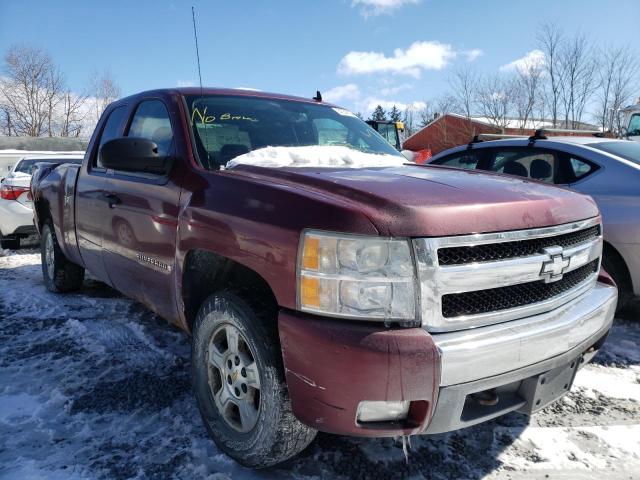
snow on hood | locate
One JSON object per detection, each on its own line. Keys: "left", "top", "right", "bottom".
{"left": 226, "top": 145, "right": 407, "bottom": 169}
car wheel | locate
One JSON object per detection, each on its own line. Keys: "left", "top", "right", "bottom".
{"left": 0, "top": 235, "right": 20, "bottom": 250}
{"left": 41, "top": 221, "right": 85, "bottom": 293}
{"left": 191, "top": 292, "right": 316, "bottom": 468}
{"left": 602, "top": 250, "right": 632, "bottom": 313}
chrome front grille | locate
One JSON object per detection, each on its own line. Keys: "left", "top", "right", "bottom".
{"left": 441, "top": 260, "right": 599, "bottom": 318}
{"left": 414, "top": 218, "right": 603, "bottom": 332}
{"left": 437, "top": 225, "right": 601, "bottom": 266}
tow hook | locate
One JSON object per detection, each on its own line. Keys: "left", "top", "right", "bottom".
{"left": 471, "top": 388, "right": 499, "bottom": 406}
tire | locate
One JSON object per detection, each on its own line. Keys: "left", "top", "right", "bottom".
{"left": 191, "top": 292, "right": 317, "bottom": 468}
{"left": 602, "top": 250, "right": 632, "bottom": 313}
{"left": 0, "top": 236, "right": 20, "bottom": 250}
{"left": 41, "top": 221, "right": 85, "bottom": 293}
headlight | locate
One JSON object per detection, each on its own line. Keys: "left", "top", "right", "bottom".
{"left": 297, "top": 230, "right": 417, "bottom": 321}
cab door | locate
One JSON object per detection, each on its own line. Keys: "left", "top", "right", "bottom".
{"left": 101, "top": 98, "right": 182, "bottom": 320}
{"left": 75, "top": 105, "right": 128, "bottom": 284}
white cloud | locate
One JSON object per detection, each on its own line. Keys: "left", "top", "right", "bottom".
{"left": 464, "top": 49, "right": 484, "bottom": 62}
{"left": 176, "top": 80, "right": 195, "bottom": 87}
{"left": 500, "top": 49, "right": 545, "bottom": 73}
{"left": 378, "top": 82, "right": 414, "bottom": 96}
{"left": 338, "top": 41, "right": 456, "bottom": 78}
{"left": 323, "top": 83, "right": 361, "bottom": 103}
{"left": 351, "top": 0, "right": 419, "bottom": 17}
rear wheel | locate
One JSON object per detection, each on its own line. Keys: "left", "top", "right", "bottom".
{"left": 191, "top": 292, "right": 316, "bottom": 468}
{"left": 41, "top": 221, "right": 85, "bottom": 293}
{"left": 0, "top": 235, "right": 20, "bottom": 250}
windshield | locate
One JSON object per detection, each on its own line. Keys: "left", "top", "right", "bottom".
{"left": 376, "top": 123, "right": 398, "bottom": 147}
{"left": 13, "top": 159, "right": 39, "bottom": 174}
{"left": 184, "top": 95, "right": 402, "bottom": 169}
{"left": 589, "top": 141, "right": 640, "bottom": 165}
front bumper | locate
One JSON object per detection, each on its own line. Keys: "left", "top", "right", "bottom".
{"left": 0, "top": 199, "right": 34, "bottom": 236}
{"left": 279, "top": 282, "right": 617, "bottom": 437}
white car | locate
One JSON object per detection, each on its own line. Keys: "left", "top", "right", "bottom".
{"left": 0, "top": 155, "right": 83, "bottom": 249}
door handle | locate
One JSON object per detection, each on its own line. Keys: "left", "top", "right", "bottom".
{"left": 103, "top": 192, "right": 121, "bottom": 209}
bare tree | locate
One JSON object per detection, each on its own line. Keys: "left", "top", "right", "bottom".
{"left": 45, "top": 66, "right": 65, "bottom": 136}
{"left": 0, "top": 44, "right": 58, "bottom": 136}
{"left": 402, "top": 105, "right": 418, "bottom": 137}
{"left": 60, "top": 90, "right": 89, "bottom": 137}
{"left": 558, "top": 33, "right": 598, "bottom": 128}
{"left": 512, "top": 59, "right": 543, "bottom": 132}
{"left": 475, "top": 74, "right": 515, "bottom": 132}
{"left": 537, "top": 22, "right": 564, "bottom": 127}
{"left": 418, "top": 95, "right": 457, "bottom": 127}
{"left": 594, "top": 46, "right": 639, "bottom": 133}
{"left": 89, "top": 69, "right": 121, "bottom": 121}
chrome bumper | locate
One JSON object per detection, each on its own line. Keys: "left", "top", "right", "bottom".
{"left": 424, "top": 282, "right": 617, "bottom": 434}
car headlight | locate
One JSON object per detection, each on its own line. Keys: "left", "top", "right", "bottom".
{"left": 297, "top": 230, "right": 417, "bottom": 321}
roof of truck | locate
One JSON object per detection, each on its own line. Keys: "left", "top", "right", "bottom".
{"left": 117, "top": 87, "right": 339, "bottom": 107}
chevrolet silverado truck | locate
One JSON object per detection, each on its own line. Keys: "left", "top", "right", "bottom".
{"left": 31, "top": 88, "right": 617, "bottom": 468}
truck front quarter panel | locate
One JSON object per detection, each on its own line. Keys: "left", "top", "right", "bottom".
{"left": 175, "top": 168, "right": 379, "bottom": 327}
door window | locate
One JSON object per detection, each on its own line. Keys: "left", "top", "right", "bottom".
{"left": 488, "top": 149, "right": 558, "bottom": 183}
{"left": 432, "top": 151, "right": 479, "bottom": 170}
{"left": 128, "top": 100, "right": 174, "bottom": 157}
{"left": 96, "top": 106, "right": 127, "bottom": 168}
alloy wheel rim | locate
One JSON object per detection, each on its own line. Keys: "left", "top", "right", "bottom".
{"left": 206, "top": 323, "right": 261, "bottom": 433}
{"left": 45, "top": 232, "right": 55, "bottom": 281}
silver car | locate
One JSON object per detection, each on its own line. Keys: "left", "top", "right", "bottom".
{"left": 428, "top": 136, "right": 640, "bottom": 311}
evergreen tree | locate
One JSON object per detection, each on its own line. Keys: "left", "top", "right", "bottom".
{"left": 369, "top": 105, "right": 387, "bottom": 122}
{"left": 389, "top": 105, "right": 402, "bottom": 122}
{"left": 355, "top": 112, "right": 364, "bottom": 120}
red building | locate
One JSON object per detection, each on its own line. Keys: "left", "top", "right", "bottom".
{"left": 403, "top": 113, "right": 601, "bottom": 156}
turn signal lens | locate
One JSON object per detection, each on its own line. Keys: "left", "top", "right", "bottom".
{"left": 302, "top": 236, "right": 319, "bottom": 270}
{"left": 300, "top": 276, "right": 320, "bottom": 308}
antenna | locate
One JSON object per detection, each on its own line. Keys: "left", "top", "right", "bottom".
{"left": 192, "top": 6, "right": 203, "bottom": 95}
{"left": 190, "top": 6, "right": 212, "bottom": 167}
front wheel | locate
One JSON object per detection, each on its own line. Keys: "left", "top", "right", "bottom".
{"left": 191, "top": 292, "right": 316, "bottom": 468}
{"left": 41, "top": 222, "right": 85, "bottom": 293}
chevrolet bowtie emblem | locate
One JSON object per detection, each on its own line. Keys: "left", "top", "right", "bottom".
{"left": 540, "top": 246, "right": 570, "bottom": 283}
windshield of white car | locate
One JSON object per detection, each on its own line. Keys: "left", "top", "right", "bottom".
{"left": 184, "top": 95, "right": 402, "bottom": 169}
{"left": 589, "top": 141, "right": 640, "bottom": 165}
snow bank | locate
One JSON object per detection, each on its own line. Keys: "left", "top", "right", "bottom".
{"left": 226, "top": 145, "right": 406, "bottom": 169}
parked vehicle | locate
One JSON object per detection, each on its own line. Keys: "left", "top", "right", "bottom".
{"left": 620, "top": 99, "right": 640, "bottom": 142}
{"left": 31, "top": 88, "right": 617, "bottom": 468}
{"left": 0, "top": 155, "right": 82, "bottom": 249}
{"left": 428, "top": 133, "right": 639, "bottom": 311}
{"left": 366, "top": 120, "right": 404, "bottom": 150}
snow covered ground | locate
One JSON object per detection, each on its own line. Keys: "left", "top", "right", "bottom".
{"left": 1, "top": 245, "right": 639, "bottom": 480}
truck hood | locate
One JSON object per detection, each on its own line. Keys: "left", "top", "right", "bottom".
{"left": 230, "top": 164, "right": 599, "bottom": 237}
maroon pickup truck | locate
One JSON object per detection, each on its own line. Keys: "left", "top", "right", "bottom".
{"left": 31, "top": 88, "right": 617, "bottom": 468}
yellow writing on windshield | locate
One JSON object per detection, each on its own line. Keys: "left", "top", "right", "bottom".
{"left": 191, "top": 106, "right": 258, "bottom": 124}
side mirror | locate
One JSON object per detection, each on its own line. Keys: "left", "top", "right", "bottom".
{"left": 100, "top": 137, "right": 171, "bottom": 175}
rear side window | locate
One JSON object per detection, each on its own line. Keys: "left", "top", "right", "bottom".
{"left": 487, "top": 149, "right": 558, "bottom": 183}
{"left": 96, "top": 106, "right": 127, "bottom": 168}
{"left": 568, "top": 157, "right": 595, "bottom": 180}
{"left": 432, "top": 151, "right": 479, "bottom": 170}
{"left": 128, "top": 100, "right": 174, "bottom": 157}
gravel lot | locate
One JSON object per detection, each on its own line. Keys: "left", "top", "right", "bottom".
{"left": 1, "top": 244, "right": 639, "bottom": 480}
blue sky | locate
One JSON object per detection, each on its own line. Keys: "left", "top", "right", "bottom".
{"left": 1, "top": 0, "right": 639, "bottom": 115}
